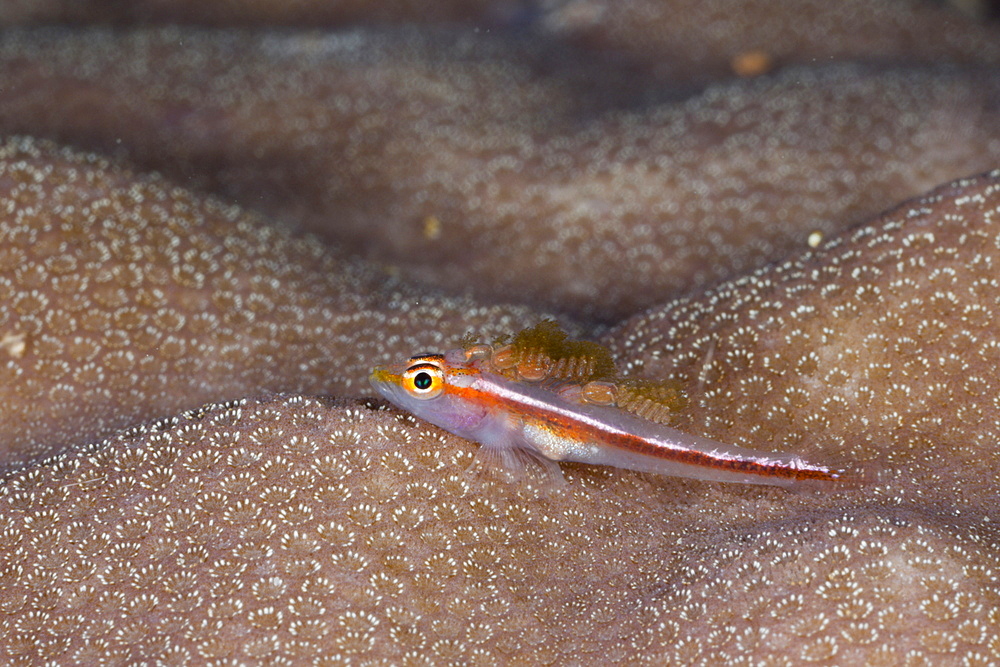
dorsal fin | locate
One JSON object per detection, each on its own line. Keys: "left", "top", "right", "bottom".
{"left": 462, "top": 321, "right": 688, "bottom": 425}
{"left": 614, "top": 378, "right": 688, "bottom": 425}
{"left": 463, "top": 320, "right": 617, "bottom": 384}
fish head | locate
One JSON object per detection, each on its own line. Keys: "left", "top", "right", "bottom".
{"left": 370, "top": 353, "right": 448, "bottom": 405}
{"left": 370, "top": 352, "right": 487, "bottom": 436}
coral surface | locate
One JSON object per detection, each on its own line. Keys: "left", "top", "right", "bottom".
{"left": 2, "top": 30, "right": 1000, "bottom": 320}
{"left": 0, "top": 137, "right": 547, "bottom": 469}
{"left": 1, "top": 1, "right": 999, "bottom": 664}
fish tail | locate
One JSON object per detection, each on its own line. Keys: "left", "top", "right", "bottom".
{"left": 785, "top": 454, "right": 884, "bottom": 494}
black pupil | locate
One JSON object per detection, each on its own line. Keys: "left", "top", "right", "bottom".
{"left": 413, "top": 372, "right": 433, "bottom": 391}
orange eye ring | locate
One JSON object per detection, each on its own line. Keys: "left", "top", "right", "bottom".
{"left": 402, "top": 363, "right": 445, "bottom": 399}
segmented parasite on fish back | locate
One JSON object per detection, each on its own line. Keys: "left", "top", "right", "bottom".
{"left": 370, "top": 321, "right": 854, "bottom": 490}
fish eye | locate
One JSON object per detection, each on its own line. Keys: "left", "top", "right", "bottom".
{"left": 413, "top": 371, "right": 433, "bottom": 390}
{"left": 402, "top": 363, "right": 444, "bottom": 399}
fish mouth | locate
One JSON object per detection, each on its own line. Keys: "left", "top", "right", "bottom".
{"left": 369, "top": 366, "right": 396, "bottom": 385}
{"left": 369, "top": 366, "right": 402, "bottom": 399}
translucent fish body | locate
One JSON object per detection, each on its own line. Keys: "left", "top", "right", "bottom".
{"left": 370, "top": 343, "right": 846, "bottom": 490}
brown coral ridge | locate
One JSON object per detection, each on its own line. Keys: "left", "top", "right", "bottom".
{"left": 5, "top": 0, "right": 1000, "bottom": 82}
{"left": 4, "top": 173, "right": 1000, "bottom": 664}
{"left": 3, "top": 28, "right": 1000, "bottom": 322}
{"left": 1, "top": 393, "right": 997, "bottom": 665}
{"left": 0, "top": 136, "right": 551, "bottom": 471}
{"left": 538, "top": 0, "right": 1000, "bottom": 87}
{"left": 0, "top": 0, "right": 529, "bottom": 27}
{"left": 607, "top": 169, "right": 1000, "bottom": 510}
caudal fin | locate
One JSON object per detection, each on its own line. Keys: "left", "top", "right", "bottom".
{"left": 786, "top": 456, "right": 888, "bottom": 494}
